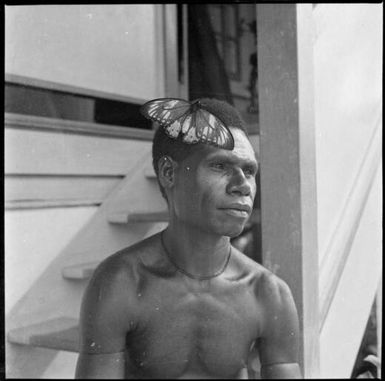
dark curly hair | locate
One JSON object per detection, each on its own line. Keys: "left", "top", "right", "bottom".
{"left": 151, "top": 98, "right": 248, "bottom": 199}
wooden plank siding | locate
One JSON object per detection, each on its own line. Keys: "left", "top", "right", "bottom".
{"left": 5, "top": 175, "right": 122, "bottom": 209}
{"left": 5, "top": 116, "right": 154, "bottom": 210}
{"left": 4, "top": 128, "right": 153, "bottom": 176}
{"left": 5, "top": 112, "right": 155, "bottom": 141}
{"left": 256, "top": 4, "right": 319, "bottom": 377}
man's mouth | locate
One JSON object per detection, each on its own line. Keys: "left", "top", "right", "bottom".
{"left": 219, "top": 203, "right": 252, "bottom": 218}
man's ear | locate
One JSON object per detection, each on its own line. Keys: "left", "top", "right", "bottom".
{"left": 158, "top": 156, "right": 178, "bottom": 190}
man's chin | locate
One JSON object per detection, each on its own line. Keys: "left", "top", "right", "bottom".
{"left": 221, "top": 225, "right": 246, "bottom": 239}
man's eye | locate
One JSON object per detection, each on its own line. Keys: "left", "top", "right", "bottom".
{"left": 212, "top": 163, "right": 225, "bottom": 170}
{"left": 244, "top": 168, "right": 256, "bottom": 177}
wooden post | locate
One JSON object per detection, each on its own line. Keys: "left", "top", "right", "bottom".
{"left": 163, "top": 4, "right": 179, "bottom": 97}
{"left": 256, "top": 4, "right": 319, "bottom": 377}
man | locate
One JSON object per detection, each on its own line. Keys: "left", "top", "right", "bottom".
{"left": 75, "top": 98, "right": 301, "bottom": 379}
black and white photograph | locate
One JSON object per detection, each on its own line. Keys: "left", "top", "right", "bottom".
{"left": 4, "top": 3, "right": 382, "bottom": 379}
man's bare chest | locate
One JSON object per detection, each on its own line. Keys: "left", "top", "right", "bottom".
{"left": 126, "top": 275, "right": 261, "bottom": 378}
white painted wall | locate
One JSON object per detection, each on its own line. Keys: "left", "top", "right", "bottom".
{"left": 5, "top": 4, "right": 165, "bottom": 100}
{"left": 313, "top": 4, "right": 383, "bottom": 377}
{"left": 5, "top": 207, "right": 97, "bottom": 315}
{"left": 313, "top": 3, "right": 382, "bottom": 263}
{"left": 320, "top": 163, "right": 382, "bottom": 378}
{"left": 5, "top": 128, "right": 152, "bottom": 176}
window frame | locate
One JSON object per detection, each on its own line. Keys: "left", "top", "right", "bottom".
{"left": 5, "top": 73, "right": 155, "bottom": 141}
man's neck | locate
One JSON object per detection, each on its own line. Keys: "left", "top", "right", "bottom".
{"left": 162, "top": 222, "right": 230, "bottom": 279}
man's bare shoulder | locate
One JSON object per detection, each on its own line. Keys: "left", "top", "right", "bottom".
{"left": 230, "top": 246, "right": 293, "bottom": 305}
{"left": 229, "top": 245, "right": 271, "bottom": 282}
{"left": 83, "top": 232, "right": 164, "bottom": 308}
{"left": 80, "top": 233, "right": 164, "bottom": 331}
{"left": 91, "top": 232, "right": 163, "bottom": 285}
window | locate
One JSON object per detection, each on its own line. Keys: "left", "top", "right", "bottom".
{"left": 5, "top": 82, "right": 152, "bottom": 130}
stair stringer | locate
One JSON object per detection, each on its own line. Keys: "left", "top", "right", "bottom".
{"left": 6, "top": 148, "right": 168, "bottom": 378}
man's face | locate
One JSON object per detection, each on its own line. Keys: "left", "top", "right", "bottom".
{"left": 171, "top": 128, "right": 258, "bottom": 238}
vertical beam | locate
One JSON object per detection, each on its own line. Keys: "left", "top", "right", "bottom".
{"left": 179, "top": 4, "right": 189, "bottom": 99}
{"left": 162, "top": 4, "right": 179, "bottom": 97}
{"left": 256, "top": 4, "right": 319, "bottom": 378}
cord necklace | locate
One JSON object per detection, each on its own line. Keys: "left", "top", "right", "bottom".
{"left": 160, "top": 232, "right": 231, "bottom": 281}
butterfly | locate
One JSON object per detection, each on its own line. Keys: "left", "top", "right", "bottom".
{"left": 140, "top": 98, "right": 234, "bottom": 150}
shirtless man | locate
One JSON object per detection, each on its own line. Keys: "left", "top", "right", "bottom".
{"left": 75, "top": 98, "right": 301, "bottom": 379}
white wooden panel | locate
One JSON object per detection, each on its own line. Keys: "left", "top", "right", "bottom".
{"left": 319, "top": 122, "right": 381, "bottom": 326}
{"left": 319, "top": 163, "right": 382, "bottom": 378}
{"left": 41, "top": 351, "right": 78, "bottom": 379}
{"left": 5, "top": 175, "right": 121, "bottom": 205}
{"left": 5, "top": 113, "right": 155, "bottom": 140}
{"left": 5, "top": 5, "right": 165, "bottom": 100}
{"left": 5, "top": 128, "right": 152, "bottom": 176}
{"left": 5, "top": 206, "right": 97, "bottom": 314}
{"left": 313, "top": 4, "right": 383, "bottom": 263}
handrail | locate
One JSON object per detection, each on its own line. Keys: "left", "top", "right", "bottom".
{"left": 319, "top": 116, "right": 382, "bottom": 330}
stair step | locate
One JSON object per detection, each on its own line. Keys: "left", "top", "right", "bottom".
{"left": 108, "top": 210, "right": 169, "bottom": 224}
{"left": 107, "top": 155, "right": 167, "bottom": 223}
{"left": 144, "top": 164, "right": 157, "bottom": 179}
{"left": 62, "top": 261, "right": 99, "bottom": 280}
{"left": 7, "top": 317, "right": 79, "bottom": 353}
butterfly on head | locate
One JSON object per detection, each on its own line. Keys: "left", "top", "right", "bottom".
{"left": 140, "top": 98, "right": 234, "bottom": 150}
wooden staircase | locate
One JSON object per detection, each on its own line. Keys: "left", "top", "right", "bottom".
{"left": 8, "top": 317, "right": 79, "bottom": 353}
{"left": 7, "top": 152, "right": 168, "bottom": 356}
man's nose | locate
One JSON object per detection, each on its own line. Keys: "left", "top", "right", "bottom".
{"left": 226, "top": 169, "right": 252, "bottom": 196}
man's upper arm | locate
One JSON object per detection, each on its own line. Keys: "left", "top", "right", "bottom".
{"left": 75, "top": 256, "right": 137, "bottom": 379}
{"left": 258, "top": 273, "right": 302, "bottom": 379}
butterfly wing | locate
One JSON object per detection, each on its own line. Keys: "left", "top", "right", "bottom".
{"left": 140, "top": 98, "right": 191, "bottom": 127}
{"left": 140, "top": 98, "right": 234, "bottom": 149}
{"left": 189, "top": 109, "right": 234, "bottom": 149}
{"left": 179, "top": 113, "right": 199, "bottom": 143}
